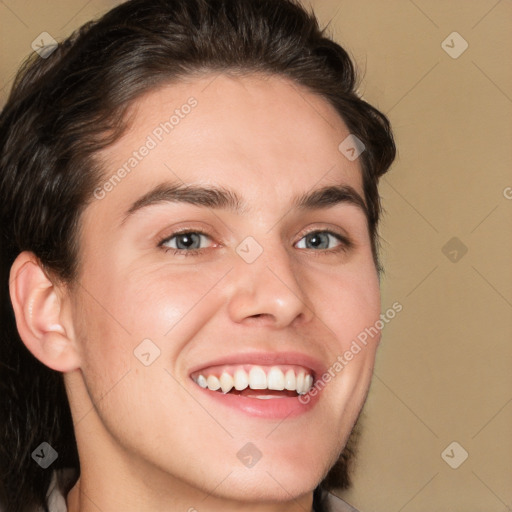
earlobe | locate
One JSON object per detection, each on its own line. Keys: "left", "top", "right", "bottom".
{"left": 9, "top": 251, "right": 81, "bottom": 372}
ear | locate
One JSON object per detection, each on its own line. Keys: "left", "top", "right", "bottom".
{"left": 9, "top": 251, "right": 81, "bottom": 372}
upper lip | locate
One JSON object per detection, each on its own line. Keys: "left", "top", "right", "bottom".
{"left": 188, "top": 351, "right": 326, "bottom": 381}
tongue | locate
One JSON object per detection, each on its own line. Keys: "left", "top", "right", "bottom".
{"left": 230, "top": 388, "right": 297, "bottom": 398}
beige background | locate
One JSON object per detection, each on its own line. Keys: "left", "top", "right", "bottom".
{"left": 1, "top": 1, "right": 511, "bottom": 511}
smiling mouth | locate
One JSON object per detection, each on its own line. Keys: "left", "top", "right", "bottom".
{"left": 191, "top": 364, "right": 314, "bottom": 397}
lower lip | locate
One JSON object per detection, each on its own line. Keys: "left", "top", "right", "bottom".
{"left": 194, "top": 385, "right": 320, "bottom": 419}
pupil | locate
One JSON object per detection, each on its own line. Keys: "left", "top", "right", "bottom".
{"left": 308, "top": 232, "right": 327, "bottom": 249}
{"left": 177, "top": 233, "right": 200, "bottom": 250}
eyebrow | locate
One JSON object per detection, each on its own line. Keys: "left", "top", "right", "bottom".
{"left": 121, "top": 181, "right": 368, "bottom": 225}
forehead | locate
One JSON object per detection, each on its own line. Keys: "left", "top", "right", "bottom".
{"left": 91, "top": 73, "right": 364, "bottom": 223}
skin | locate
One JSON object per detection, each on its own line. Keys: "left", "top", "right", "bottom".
{"left": 10, "top": 73, "right": 381, "bottom": 512}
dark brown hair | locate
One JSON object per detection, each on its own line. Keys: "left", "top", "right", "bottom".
{"left": 0, "top": 0, "right": 395, "bottom": 510}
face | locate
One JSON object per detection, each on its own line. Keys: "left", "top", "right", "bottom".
{"left": 66, "top": 73, "right": 381, "bottom": 506}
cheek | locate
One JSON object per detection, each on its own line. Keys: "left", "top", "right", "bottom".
{"left": 117, "top": 263, "right": 231, "bottom": 341}
{"left": 74, "top": 262, "right": 230, "bottom": 373}
{"left": 310, "top": 262, "right": 381, "bottom": 342}
{"left": 306, "top": 259, "right": 381, "bottom": 404}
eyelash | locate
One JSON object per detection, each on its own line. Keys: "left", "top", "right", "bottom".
{"left": 157, "top": 228, "right": 353, "bottom": 257}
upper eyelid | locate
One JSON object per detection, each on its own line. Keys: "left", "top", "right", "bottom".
{"left": 158, "top": 229, "right": 213, "bottom": 247}
{"left": 296, "top": 226, "right": 349, "bottom": 242}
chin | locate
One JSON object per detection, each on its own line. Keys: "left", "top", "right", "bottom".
{"left": 204, "top": 456, "right": 327, "bottom": 504}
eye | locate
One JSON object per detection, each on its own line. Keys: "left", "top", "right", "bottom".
{"left": 158, "top": 228, "right": 351, "bottom": 257}
{"left": 159, "top": 230, "right": 213, "bottom": 255}
{"left": 295, "top": 230, "right": 349, "bottom": 252}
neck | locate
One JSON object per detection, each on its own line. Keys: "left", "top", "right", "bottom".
{"left": 66, "top": 476, "right": 314, "bottom": 512}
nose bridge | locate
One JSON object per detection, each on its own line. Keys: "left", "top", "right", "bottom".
{"left": 226, "top": 234, "right": 313, "bottom": 327}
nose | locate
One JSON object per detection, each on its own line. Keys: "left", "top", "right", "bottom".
{"left": 226, "top": 238, "right": 315, "bottom": 329}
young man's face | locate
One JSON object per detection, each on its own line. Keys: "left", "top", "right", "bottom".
{"left": 66, "top": 74, "right": 381, "bottom": 507}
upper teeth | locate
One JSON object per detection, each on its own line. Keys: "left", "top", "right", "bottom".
{"left": 193, "top": 365, "right": 314, "bottom": 395}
